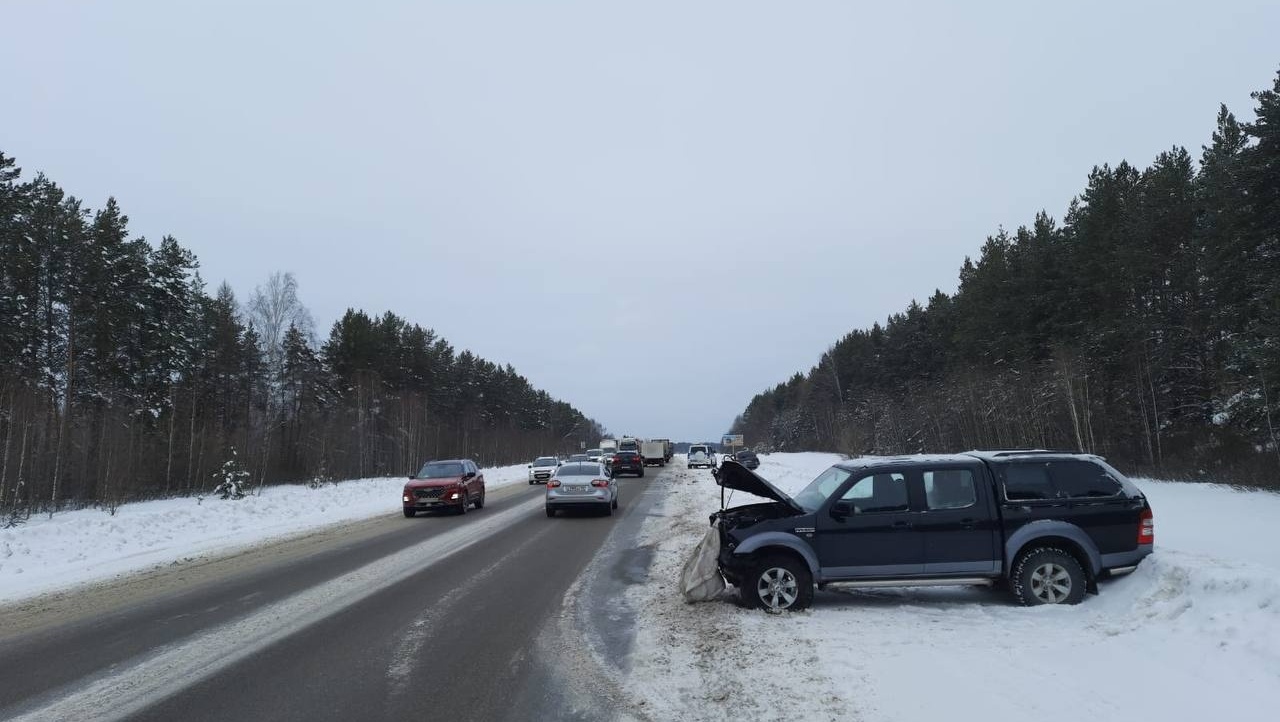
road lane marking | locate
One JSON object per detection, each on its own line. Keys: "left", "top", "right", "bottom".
{"left": 2, "top": 496, "right": 544, "bottom": 722}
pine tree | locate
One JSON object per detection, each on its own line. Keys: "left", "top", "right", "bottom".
{"left": 139, "top": 235, "right": 199, "bottom": 416}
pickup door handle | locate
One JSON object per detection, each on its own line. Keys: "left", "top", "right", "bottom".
{"left": 891, "top": 521, "right": 913, "bottom": 529}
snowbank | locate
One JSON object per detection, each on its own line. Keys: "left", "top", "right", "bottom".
{"left": 622, "top": 453, "right": 1280, "bottom": 722}
{"left": 0, "top": 463, "right": 530, "bottom": 604}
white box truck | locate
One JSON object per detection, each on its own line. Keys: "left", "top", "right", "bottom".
{"left": 640, "top": 441, "right": 666, "bottom": 466}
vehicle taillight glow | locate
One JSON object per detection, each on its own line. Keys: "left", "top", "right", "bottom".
{"left": 613, "top": 456, "right": 621, "bottom": 463}
{"left": 590, "top": 479, "right": 609, "bottom": 488}
{"left": 1138, "top": 507, "right": 1154, "bottom": 544}
{"left": 548, "top": 480, "right": 561, "bottom": 488}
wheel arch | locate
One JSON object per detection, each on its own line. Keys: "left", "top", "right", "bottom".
{"left": 1007, "top": 527, "right": 1100, "bottom": 593}
{"left": 732, "top": 532, "right": 820, "bottom": 578}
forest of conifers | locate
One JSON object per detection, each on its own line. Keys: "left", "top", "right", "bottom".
{"left": 733, "top": 70, "right": 1280, "bottom": 488}
{"left": 0, "top": 156, "right": 603, "bottom": 516}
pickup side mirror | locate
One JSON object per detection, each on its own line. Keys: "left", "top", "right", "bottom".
{"left": 527, "top": 464, "right": 532, "bottom": 468}
{"left": 464, "top": 471, "right": 476, "bottom": 480}
{"left": 830, "top": 500, "right": 853, "bottom": 519}
{"left": 408, "top": 475, "right": 416, "bottom": 480}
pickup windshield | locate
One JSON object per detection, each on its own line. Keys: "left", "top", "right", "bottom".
{"left": 792, "top": 466, "right": 853, "bottom": 513}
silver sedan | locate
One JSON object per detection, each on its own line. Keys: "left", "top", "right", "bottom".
{"left": 545, "top": 462, "right": 618, "bottom": 517}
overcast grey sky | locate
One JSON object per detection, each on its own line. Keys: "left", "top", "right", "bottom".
{"left": 3, "top": 1, "right": 1278, "bottom": 443}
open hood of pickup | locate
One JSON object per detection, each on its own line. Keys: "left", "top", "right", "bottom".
{"left": 713, "top": 460, "right": 804, "bottom": 513}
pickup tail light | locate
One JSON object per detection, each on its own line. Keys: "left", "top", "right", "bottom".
{"left": 590, "top": 479, "right": 609, "bottom": 488}
{"left": 1138, "top": 507, "right": 1154, "bottom": 545}
{"left": 548, "top": 480, "right": 561, "bottom": 488}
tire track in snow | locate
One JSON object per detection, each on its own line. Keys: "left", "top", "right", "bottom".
{"left": 385, "top": 522, "right": 553, "bottom": 696}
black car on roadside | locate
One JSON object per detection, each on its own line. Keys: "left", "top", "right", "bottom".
{"left": 711, "top": 451, "right": 1154, "bottom": 611}
{"left": 733, "top": 449, "right": 760, "bottom": 469}
{"left": 609, "top": 451, "right": 645, "bottom": 478}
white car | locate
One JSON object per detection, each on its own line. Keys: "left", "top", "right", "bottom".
{"left": 687, "top": 445, "right": 716, "bottom": 469}
{"left": 528, "top": 456, "right": 561, "bottom": 484}
{"left": 585, "top": 448, "right": 605, "bottom": 463}
{"left": 545, "top": 461, "right": 619, "bottom": 517}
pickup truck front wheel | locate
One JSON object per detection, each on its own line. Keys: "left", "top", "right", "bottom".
{"left": 742, "top": 554, "right": 814, "bottom": 612}
{"left": 1011, "top": 548, "right": 1086, "bottom": 606}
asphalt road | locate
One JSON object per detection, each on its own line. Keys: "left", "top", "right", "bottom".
{"left": 0, "top": 469, "right": 670, "bottom": 722}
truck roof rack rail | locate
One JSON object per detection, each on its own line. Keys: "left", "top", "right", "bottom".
{"left": 987, "top": 449, "right": 1081, "bottom": 457}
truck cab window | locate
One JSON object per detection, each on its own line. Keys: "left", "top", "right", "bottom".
{"left": 839, "top": 473, "right": 908, "bottom": 513}
{"left": 924, "top": 469, "right": 976, "bottom": 510}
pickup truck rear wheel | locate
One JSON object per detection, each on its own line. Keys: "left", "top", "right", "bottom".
{"left": 743, "top": 554, "right": 814, "bottom": 612}
{"left": 1011, "top": 548, "right": 1086, "bottom": 605}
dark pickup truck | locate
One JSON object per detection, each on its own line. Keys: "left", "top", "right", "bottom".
{"left": 711, "top": 451, "right": 1154, "bottom": 611}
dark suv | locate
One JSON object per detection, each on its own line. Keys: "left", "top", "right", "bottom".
{"left": 609, "top": 451, "right": 645, "bottom": 477}
{"left": 403, "top": 459, "right": 486, "bottom": 516}
{"left": 711, "top": 451, "right": 1154, "bottom": 611}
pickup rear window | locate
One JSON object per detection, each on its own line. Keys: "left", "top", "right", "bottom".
{"left": 1049, "top": 460, "right": 1123, "bottom": 498}
{"left": 1002, "top": 459, "right": 1122, "bottom": 500}
{"left": 1003, "top": 464, "right": 1054, "bottom": 500}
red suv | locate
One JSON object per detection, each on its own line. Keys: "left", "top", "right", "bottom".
{"left": 403, "top": 459, "right": 486, "bottom": 517}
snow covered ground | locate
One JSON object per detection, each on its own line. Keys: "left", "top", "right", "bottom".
{"left": 621, "top": 453, "right": 1280, "bottom": 722}
{"left": 6, "top": 451, "right": 1278, "bottom": 721}
{"left": 0, "top": 463, "right": 531, "bottom": 604}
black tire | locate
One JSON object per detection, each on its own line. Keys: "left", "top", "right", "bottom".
{"left": 403, "top": 508, "right": 416, "bottom": 518}
{"left": 529, "top": 480, "right": 535, "bottom": 485}
{"left": 604, "top": 503, "right": 613, "bottom": 516}
{"left": 687, "top": 465, "right": 692, "bottom": 469}
{"left": 611, "top": 495, "right": 618, "bottom": 510}
{"left": 638, "top": 469, "right": 645, "bottom": 478}
{"left": 1010, "top": 547, "right": 1087, "bottom": 606}
{"left": 545, "top": 506, "right": 556, "bottom": 518}
{"left": 458, "top": 493, "right": 469, "bottom": 515}
{"left": 474, "top": 492, "right": 484, "bottom": 509}
{"left": 742, "top": 554, "right": 814, "bottom": 612}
